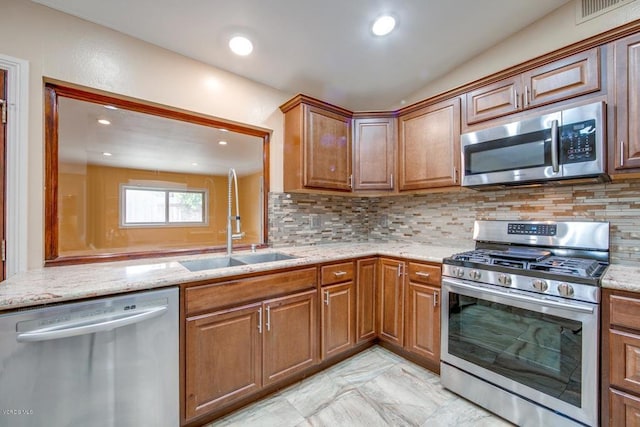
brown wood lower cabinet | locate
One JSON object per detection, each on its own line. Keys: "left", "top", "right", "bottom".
{"left": 356, "top": 258, "right": 377, "bottom": 343}
{"left": 404, "top": 262, "right": 442, "bottom": 367}
{"left": 185, "top": 302, "right": 262, "bottom": 419}
{"left": 405, "top": 282, "right": 440, "bottom": 363}
{"left": 183, "top": 269, "right": 317, "bottom": 424}
{"left": 321, "top": 281, "right": 355, "bottom": 359}
{"left": 603, "top": 289, "right": 640, "bottom": 427}
{"left": 378, "top": 258, "right": 405, "bottom": 345}
{"left": 263, "top": 290, "right": 318, "bottom": 386}
{"left": 611, "top": 389, "right": 640, "bottom": 427}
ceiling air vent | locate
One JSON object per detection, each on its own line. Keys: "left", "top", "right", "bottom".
{"left": 577, "top": 0, "right": 637, "bottom": 23}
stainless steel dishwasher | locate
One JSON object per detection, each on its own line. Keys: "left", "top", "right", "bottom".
{"left": 0, "top": 287, "right": 179, "bottom": 427}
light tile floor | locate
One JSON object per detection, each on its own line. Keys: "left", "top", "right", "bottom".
{"left": 209, "top": 346, "right": 514, "bottom": 427}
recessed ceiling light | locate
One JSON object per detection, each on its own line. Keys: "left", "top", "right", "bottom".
{"left": 102, "top": 152, "right": 112, "bottom": 157}
{"left": 97, "top": 119, "right": 111, "bottom": 125}
{"left": 229, "top": 36, "right": 253, "bottom": 56}
{"left": 372, "top": 15, "right": 396, "bottom": 36}
{"left": 104, "top": 105, "right": 118, "bottom": 110}
{"left": 218, "top": 140, "right": 228, "bottom": 145}
{"left": 219, "top": 128, "right": 228, "bottom": 132}
{"left": 191, "top": 162, "right": 198, "bottom": 166}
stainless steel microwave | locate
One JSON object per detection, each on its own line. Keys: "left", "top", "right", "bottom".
{"left": 461, "top": 101, "right": 606, "bottom": 188}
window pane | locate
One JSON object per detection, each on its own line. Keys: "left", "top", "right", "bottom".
{"left": 168, "top": 191, "right": 204, "bottom": 223}
{"left": 125, "top": 189, "right": 166, "bottom": 223}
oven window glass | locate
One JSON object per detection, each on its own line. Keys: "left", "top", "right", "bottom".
{"left": 469, "top": 140, "right": 545, "bottom": 174}
{"left": 448, "top": 293, "right": 582, "bottom": 407}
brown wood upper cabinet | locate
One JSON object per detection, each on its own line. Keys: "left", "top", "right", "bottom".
{"left": 465, "top": 48, "right": 601, "bottom": 125}
{"left": 612, "top": 33, "right": 640, "bottom": 172}
{"left": 281, "top": 95, "right": 352, "bottom": 192}
{"left": 398, "top": 97, "right": 461, "bottom": 190}
{"left": 352, "top": 115, "right": 396, "bottom": 191}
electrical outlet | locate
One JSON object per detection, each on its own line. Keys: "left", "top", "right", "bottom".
{"left": 309, "top": 214, "right": 321, "bottom": 229}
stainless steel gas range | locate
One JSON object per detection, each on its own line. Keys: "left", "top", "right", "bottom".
{"left": 440, "top": 220, "right": 609, "bottom": 427}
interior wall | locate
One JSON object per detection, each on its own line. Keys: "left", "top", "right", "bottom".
{"left": 403, "top": 0, "right": 640, "bottom": 106}
{"left": 59, "top": 164, "right": 261, "bottom": 256}
{"left": 0, "top": 0, "right": 291, "bottom": 268}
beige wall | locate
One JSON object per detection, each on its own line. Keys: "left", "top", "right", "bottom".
{"left": 403, "top": 0, "right": 640, "bottom": 106}
{"left": 0, "top": 0, "right": 292, "bottom": 268}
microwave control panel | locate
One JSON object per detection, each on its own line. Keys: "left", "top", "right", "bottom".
{"left": 560, "top": 119, "right": 597, "bottom": 164}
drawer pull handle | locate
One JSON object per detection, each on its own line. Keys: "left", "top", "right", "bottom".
{"left": 434, "top": 291, "right": 439, "bottom": 307}
{"left": 324, "top": 290, "right": 330, "bottom": 306}
{"left": 333, "top": 271, "right": 347, "bottom": 277}
{"left": 258, "top": 307, "right": 263, "bottom": 334}
{"left": 416, "top": 272, "right": 431, "bottom": 278}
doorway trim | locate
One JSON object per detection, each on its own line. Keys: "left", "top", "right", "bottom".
{"left": 0, "top": 54, "right": 29, "bottom": 278}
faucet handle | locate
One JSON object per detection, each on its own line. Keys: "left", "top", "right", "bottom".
{"left": 251, "top": 244, "right": 257, "bottom": 253}
{"left": 231, "top": 232, "right": 246, "bottom": 240}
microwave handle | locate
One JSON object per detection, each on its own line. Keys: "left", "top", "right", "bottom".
{"left": 551, "top": 119, "right": 559, "bottom": 173}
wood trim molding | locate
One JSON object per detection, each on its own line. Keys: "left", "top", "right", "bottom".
{"left": 279, "top": 93, "right": 353, "bottom": 117}
{"left": 44, "top": 82, "right": 272, "bottom": 266}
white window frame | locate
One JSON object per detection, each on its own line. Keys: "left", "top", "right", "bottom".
{"left": 119, "top": 185, "right": 209, "bottom": 228}
{"left": 0, "top": 54, "right": 29, "bottom": 277}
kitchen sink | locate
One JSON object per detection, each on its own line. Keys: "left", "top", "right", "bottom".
{"left": 232, "top": 252, "right": 298, "bottom": 265}
{"left": 179, "top": 252, "right": 298, "bottom": 272}
{"left": 179, "top": 256, "right": 246, "bottom": 272}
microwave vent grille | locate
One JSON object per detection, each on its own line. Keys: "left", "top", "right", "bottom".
{"left": 577, "top": 0, "right": 636, "bottom": 23}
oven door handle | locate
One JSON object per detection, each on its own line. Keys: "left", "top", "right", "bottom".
{"left": 443, "top": 278, "right": 594, "bottom": 314}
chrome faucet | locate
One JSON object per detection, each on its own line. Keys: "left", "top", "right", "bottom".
{"left": 227, "top": 168, "right": 245, "bottom": 255}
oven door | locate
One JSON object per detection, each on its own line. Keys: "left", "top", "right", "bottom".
{"left": 461, "top": 111, "right": 562, "bottom": 187}
{"left": 441, "top": 278, "right": 598, "bottom": 426}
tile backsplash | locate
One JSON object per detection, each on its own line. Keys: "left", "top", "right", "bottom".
{"left": 268, "top": 179, "right": 640, "bottom": 266}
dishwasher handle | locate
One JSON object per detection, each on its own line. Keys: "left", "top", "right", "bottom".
{"left": 16, "top": 305, "right": 168, "bottom": 343}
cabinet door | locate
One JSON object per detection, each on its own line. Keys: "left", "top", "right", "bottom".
{"left": 610, "top": 388, "right": 640, "bottom": 427}
{"left": 405, "top": 282, "right": 440, "bottom": 364}
{"left": 614, "top": 33, "right": 640, "bottom": 171}
{"left": 523, "top": 48, "right": 600, "bottom": 109}
{"left": 465, "top": 76, "right": 521, "bottom": 124}
{"left": 321, "top": 281, "right": 355, "bottom": 359}
{"left": 398, "top": 98, "right": 461, "bottom": 190}
{"left": 610, "top": 329, "right": 640, "bottom": 395}
{"left": 263, "top": 289, "right": 318, "bottom": 386}
{"left": 356, "top": 258, "right": 377, "bottom": 343}
{"left": 185, "top": 303, "right": 262, "bottom": 420}
{"left": 304, "top": 105, "right": 352, "bottom": 190}
{"left": 378, "top": 259, "right": 404, "bottom": 345}
{"left": 353, "top": 117, "right": 396, "bottom": 191}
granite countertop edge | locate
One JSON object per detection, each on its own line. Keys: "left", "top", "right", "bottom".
{"left": 0, "top": 242, "right": 469, "bottom": 311}
{"left": 1, "top": 242, "right": 637, "bottom": 312}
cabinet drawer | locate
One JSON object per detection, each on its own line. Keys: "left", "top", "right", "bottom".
{"left": 610, "top": 388, "right": 640, "bottom": 427}
{"left": 185, "top": 268, "right": 317, "bottom": 315}
{"left": 610, "top": 329, "right": 640, "bottom": 395}
{"left": 610, "top": 295, "right": 640, "bottom": 330}
{"left": 408, "top": 262, "right": 441, "bottom": 286}
{"left": 321, "top": 262, "right": 354, "bottom": 286}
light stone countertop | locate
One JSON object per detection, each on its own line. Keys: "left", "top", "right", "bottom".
{"left": 601, "top": 264, "right": 640, "bottom": 293}
{"left": 0, "top": 242, "right": 471, "bottom": 312}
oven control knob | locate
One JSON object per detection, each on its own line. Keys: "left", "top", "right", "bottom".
{"left": 532, "top": 279, "right": 548, "bottom": 292}
{"left": 498, "top": 274, "right": 512, "bottom": 286}
{"left": 469, "top": 270, "right": 482, "bottom": 280}
{"left": 455, "top": 268, "right": 465, "bottom": 278}
{"left": 557, "top": 283, "right": 575, "bottom": 297}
